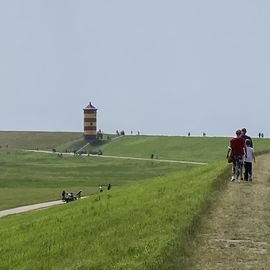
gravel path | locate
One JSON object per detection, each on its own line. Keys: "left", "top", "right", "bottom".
{"left": 185, "top": 153, "right": 270, "bottom": 269}
{"left": 0, "top": 200, "right": 65, "bottom": 218}
{"left": 25, "top": 149, "right": 208, "bottom": 165}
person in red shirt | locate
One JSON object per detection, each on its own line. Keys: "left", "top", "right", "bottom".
{"left": 226, "top": 129, "right": 246, "bottom": 181}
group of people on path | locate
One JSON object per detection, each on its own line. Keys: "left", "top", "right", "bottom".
{"left": 226, "top": 128, "right": 255, "bottom": 182}
{"left": 61, "top": 190, "right": 82, "bottom": 202}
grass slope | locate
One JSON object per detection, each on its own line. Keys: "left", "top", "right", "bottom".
{"left": 1, "top": 135, "right": 270, "bottom": 210}
{"left": 0, "top": 151, "right": 190, "bottom": 210}
{"left": 101, "top": 135, "right": 270, "bottom": 163}
{"left": 0, "top": 131, "right": 82, "bottom": 150}
{"left": 0, "top": 162, "right": 226, "bottom": 270}
{"left": 1, "top": 134, "right": 270, "bottom": 269}
{"left": 1, "top": 131, "right": 269, "bottom": 161}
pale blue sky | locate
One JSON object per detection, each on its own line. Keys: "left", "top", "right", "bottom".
{"left": 0, "top": 1, "right": 269, "bottom": 137}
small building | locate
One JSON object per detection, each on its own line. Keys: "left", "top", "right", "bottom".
{"left": 83, "top": 102, "right": 97, "bottom": 141}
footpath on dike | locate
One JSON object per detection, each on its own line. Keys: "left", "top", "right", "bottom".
{"left": 0, "top": 197, "right": 89, "bottom": 218}
{"left": 0, "top": 200, "right": 65, "bottom": 218}
{"left": 184, "top": 152, "right": 270, "bottom": 269}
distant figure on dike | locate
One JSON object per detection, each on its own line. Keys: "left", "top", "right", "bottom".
{"left": 62, "top": 190, "right": 66, "bottom": 201}
{"left": 188, "top": 132, "right": 191, "bottom": 137}
{"left": 107, "top": 184, "right": 111, "bottom": 190}
{"left": 76, "top": 190, "right": 82, "bottom": 199}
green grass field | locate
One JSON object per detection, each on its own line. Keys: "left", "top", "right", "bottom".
{"left": 0, "top": 131, "right": 82, "bottom": 150}
{"left": 1, "top": 132, "right": 270, "bottom": 269}
{"left": 1, "top": 134, "right": 270, "bottom": 210}
{"left": 0, "top": 162, "right": 226, "bottom": 270}
{"left": 101, "top": 135, "right": 270, "bottom": 162}
{"left": 0, "top": 150, "right": 191, "bottom": 210}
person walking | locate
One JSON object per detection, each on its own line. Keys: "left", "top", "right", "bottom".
{"left": 61, "top": 190, "right": 66, "bottom": 201}
{"left": 240, "top": 128, "right": 253, "bottom": 179}
{"left": 244, "top": 139, "right": 256, "bottom": 181}
{"left": 226, "top": 129, "right": 246, "bottom": 181}
{"left": 241, "top": 128, "right": 253, "bottom": 147}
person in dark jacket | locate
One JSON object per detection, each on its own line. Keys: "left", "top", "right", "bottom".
{"left": 241, "top": 128, "right": 253, "bottom": 147}
{"left": 62, "top": 190, "right": 66, "bottom": 201}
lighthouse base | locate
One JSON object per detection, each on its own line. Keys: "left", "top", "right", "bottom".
{"left": 84, "top": 135, "right": 97, "bottom": 141}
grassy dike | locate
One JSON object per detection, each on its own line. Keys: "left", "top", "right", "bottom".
{"left": 0, "top": 151, "right": 190, "bottom": 210}
{"left": 0, "top": 161, "right": 226, "bottom": 270}
{"left": 0, "top": 131, "right": 82, "bottom": 150}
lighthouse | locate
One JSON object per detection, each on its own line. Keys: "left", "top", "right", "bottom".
{"left": 83, "top": 102, "right": 97, "bottom": 141}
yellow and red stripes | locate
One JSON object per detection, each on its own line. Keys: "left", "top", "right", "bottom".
{"left": 83, "top": 103, "right": 97, "bottom": 140}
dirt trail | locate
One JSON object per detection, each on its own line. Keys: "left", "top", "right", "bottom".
{"left": 186, "top": 153, "right": 270, "bottom": 269}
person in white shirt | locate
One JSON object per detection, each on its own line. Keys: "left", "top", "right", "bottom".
{"left": 244, "top": 139, "right": 256, "bottom": 181}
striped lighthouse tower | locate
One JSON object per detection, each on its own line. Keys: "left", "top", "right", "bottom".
{"left": 83, "top": 102, "right": 97, "bottom": 141}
